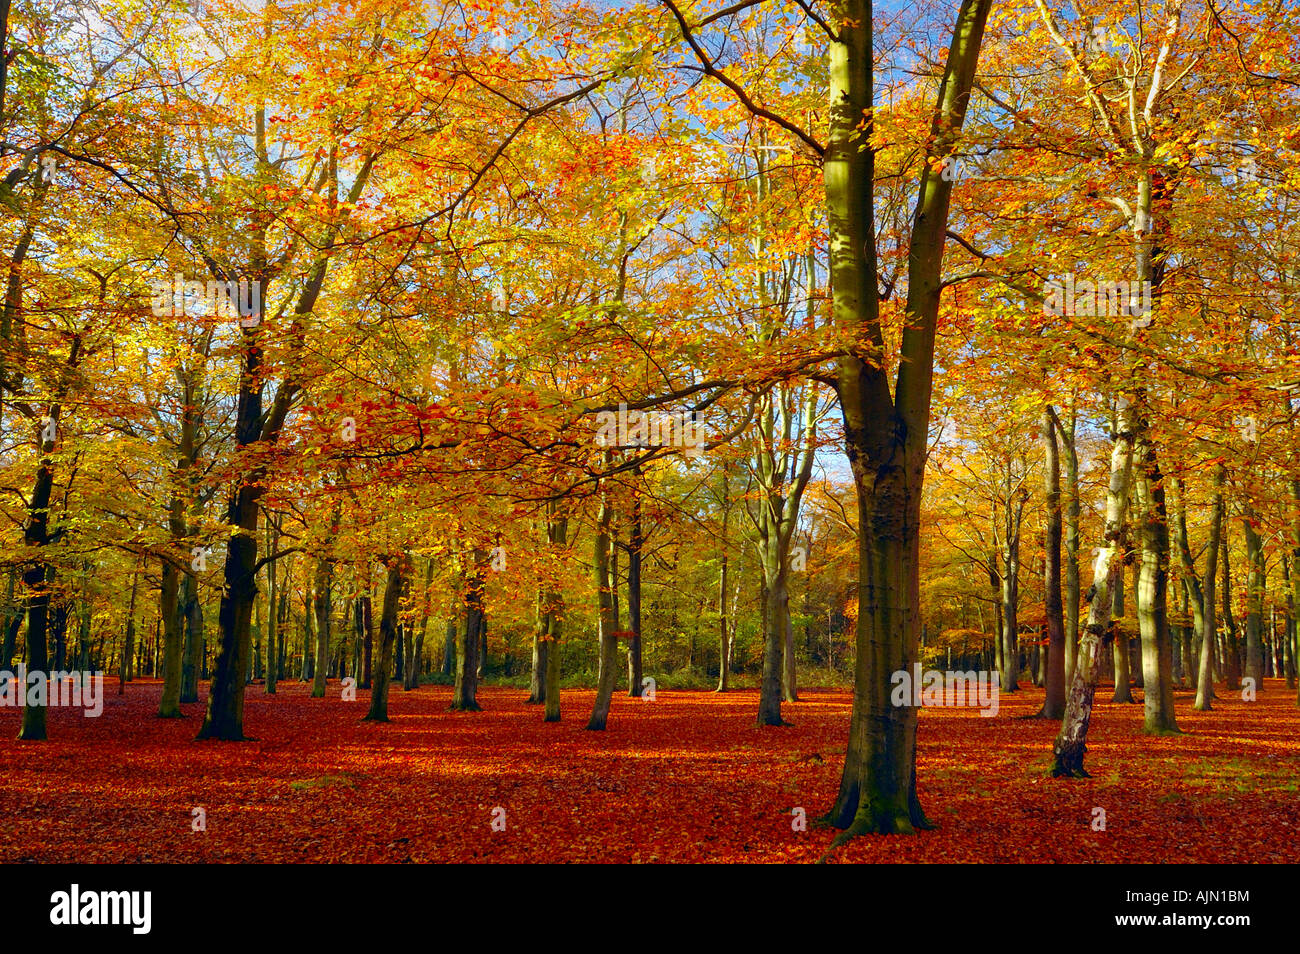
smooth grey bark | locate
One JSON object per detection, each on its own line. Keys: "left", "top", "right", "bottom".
{"left": 588, "top": 489, "right": 619, "bottom": 730}
{"left": 1133, "top": 400, "right": 1179, "bottom": 734}
{"left": 1040, "top": 406, "right": 1066, "bottom": 718}
{"left": 999, "top": 474, "right": 1028, "bottom": 693}
{"left": 821, "top": 0, "right": 993, "bottom": 835}
{"left": 1062, "top": 402, "right": 1081, "bottom": 686}
{"left": 1111, "top": 533, "right": 1135, "bottom": 703}
{"left": 1052, "top": 401, "right": 1138, "bottom": 776}
{"left": 1193, "top": 466, "right": 1222, "bottom": 710}
{"left": 626, "top": 493, "right": 644, "bottom": 697}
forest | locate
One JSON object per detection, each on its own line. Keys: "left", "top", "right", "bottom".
{"left": 0, "top": 0, "right": 1298, "bottom": 868}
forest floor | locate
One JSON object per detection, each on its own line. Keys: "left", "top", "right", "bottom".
{"left": 1, "top": 678, "right": 1296, "bottom": 863}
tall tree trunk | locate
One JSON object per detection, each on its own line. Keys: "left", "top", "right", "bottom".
{"left": 265, "top": 522, "right": 278, "bottom": 694}
{"left": 1111, "top": 539, "right": 1134, "bottom": 703}
{"left": 1221, "top": 529, "right": 1241, "bottom": 690}
{"left": 1, "top": 569, "right": 20, "bottom": 675}
{"left": 158, "top": 548, "right": 184, "bottom": 717}
{"left": 716, "top": 466, "right": 733, "bottom": 692}
{"left": 451, "top": 552, "right": 486, "bottom": 712}
{"left": 543, "top": 505, "right": 567, "bottom": 722}
{"left": 1041, "top": 406, "right": 1066, "bottom": 718}
{"left": 1172, "top": 473, "right": 1206, "bottom": 697}
{"left": 588, "top": 490, "right": 619, "bottom": 730}
{"left": 119, "top": 565, "right": 141, "bottom": 696}
{"left": 822, "top": 0, "right": 992, "bottom": 837}
{"left": 198, "top": 140, "right": 374, "bottom": 741}
{"left": 1242, "top": 498, "right": 1266, "bottom": 691}
{"left": 361, "top": 590, "right": 374, "bottom": 689}
{"left": 527, "top": 583, "right": 548, "bottom": 704}
{"left": 442, "top": 613, "right": 455, "bottom": 677}
{"left": 783, "top": 602, "right": 798, "bottom": 702}
{"left": 1292, "top": 478, "right": 1300, "bottom": 708}
{"left": 405, "top": 558, "right": 433, "bottom": 690}
{"left": 1062, "top": 402, "right": 1081, "bottom": 686}
{"left": 715, "top": 549, "right": 730, "bottom": 692}
{"left": 1195, "top": 465, "right": 1223, "bottom": 710}
{"left": 1051, "top": 400, "right": 1138, "bottom": 776}
{"left": 757, "top": 549, "right": 791, "bottom": 725}
{"left": 179, "top": 574, "right": 203, "bottom": 704}
{"left": 626, "top": 493, "right": 644, "bottom": 697}
{"left": 311, "top": 556, "right": 332, "bottom": 698}
{"left": 363, "top": 558, "right": 408, "bottom": 722}
{"left": 1133, "top": 401, "right": 1179, "bottom": 733}
{"left": 18, "top": 341, "right": 80, "bottom": 740}
{"left": 1000, "top": 482, "right": 1027, "bottom": 693}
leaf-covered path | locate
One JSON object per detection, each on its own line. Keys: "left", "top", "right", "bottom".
{"left": 2, "top": 681, "right": 1296, "bottom": 863}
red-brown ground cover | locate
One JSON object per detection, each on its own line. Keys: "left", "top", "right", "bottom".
{"left": 1, "top": 679, "right": 1296, "bottom": 863}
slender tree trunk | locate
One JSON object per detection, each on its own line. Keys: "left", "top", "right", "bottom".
{"left": 1041, "top": 406, "right": 1066, "bottom": 718}
{"left": 19, "top": 346, "right": 79, "bottom": 739}
{"left": 158, "top": 551, "right": 184, "bottom": 717}
{"left": 527, "top": 582, "right": 548, "bottom": 704}
{"left": 1111, "top": 542, "right": 1134, "bottom": 703}
{"left": 1242, "top": 499, "right": 1266, "bottom": 691}
{"left": 0, "top": 570, "right": 20, "bottom": 676}
{"left": 364, "top": 558, "right": 408, "bottom": 722}
{"left": 715, "top": 549, "right": 730, "bottom": 692}
{"left": 196, "top": 480, "right": 260, "bottom": 740}
{"left": 311, "top": 556, "right": 332, "bottom": 698}
{"left": 119, "top": 566, "right": 140, "bottom": 696}
{"left": 1051, "top": 400, "right": 1138, "bottom": 776}
{"left": 1133, "top": 403, "right": 1179, "bottom": 733}
{"left": 588, "top": 490, "right": 619, "bottom": 730}
{"left": 757, "top": 549, "right": 791, "bottom": 725}
{"left": 1195, "top": 465, "right": 1224, "bottom": 710}
{"left": 179, "top": 574, "right": 203, "bottom": 703}
{"left": 543, "top": 506, "right": 567, "bottom": 722}
{"left": 1000, "top": 483, "right": 1026, "bottom": 693}
{"left": 361, "top": 591, "right": 373, "bottom": 690}
{"left": 1063, "top": 403, "right": 1080, "bottom": 685}
{"left": 265, "top": 522, "right": 278, "bottom": 694}
{"left": 1291, "top": 478, "right": 1300, "bottom": 707}
{"left": 1221, "top": 530, "right": 1241, "bottom": 690}
{"left": 442, "top": 612, "right": 455, "bottom": 677}
{"left": 626, "top": 493, "right": 644, "bottom": 697}
{"left": 405, "top": 558, "right": 433, "bottom": 690}
{"left": 1172, "top": 474, "right": 1206, "bottom": 697}
{"left": 451, "top": 553, "right": 486, "bottom": 712}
